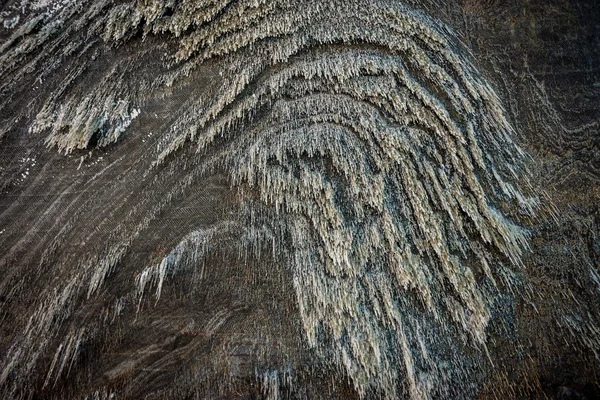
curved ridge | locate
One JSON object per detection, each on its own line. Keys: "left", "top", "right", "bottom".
{"left": 131, "top": 1, "right": 538, "bottom": 397}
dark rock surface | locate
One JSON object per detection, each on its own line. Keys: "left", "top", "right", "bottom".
{"left": 0, "top": 0, "right": 598, "bottom": 398}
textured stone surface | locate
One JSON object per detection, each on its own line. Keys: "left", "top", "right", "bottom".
{"left": 0, "top": 0, "right": 598, "bottom": 399}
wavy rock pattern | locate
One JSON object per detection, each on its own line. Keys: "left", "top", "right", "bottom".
{"left": 137, "top": 1, "right": 537, "bottom": 397}
{"left": 0, "top": 0, "right": 546, "bottom": 398}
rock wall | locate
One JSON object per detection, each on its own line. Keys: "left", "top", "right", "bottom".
{"left": 0, "top": 0, "right": 598, "bottom": 398}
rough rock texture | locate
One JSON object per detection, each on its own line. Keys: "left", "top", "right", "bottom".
{"left": 0, "top": 0, "right": 598, "bottom": 399}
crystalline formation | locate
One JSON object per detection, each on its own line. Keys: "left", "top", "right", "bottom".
{"left": 0, "top": 0, "right": 549, "bottom": 399}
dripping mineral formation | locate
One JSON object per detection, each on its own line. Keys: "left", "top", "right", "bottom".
{"left": 0, "top": 0, "right": 599, "bottom": 399}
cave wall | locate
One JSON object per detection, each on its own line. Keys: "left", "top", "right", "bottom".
{"left": 0, "top": 0, "right": 599, "bottom": 399}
